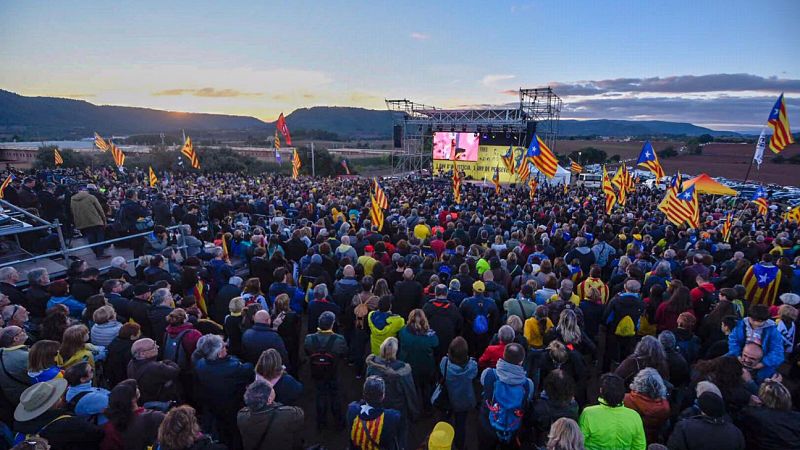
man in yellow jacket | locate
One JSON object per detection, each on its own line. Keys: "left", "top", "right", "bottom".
{"left": 368, "top": 296, "right": 405, "bottom": 355}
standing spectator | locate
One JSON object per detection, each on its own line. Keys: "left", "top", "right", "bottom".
{"left": 667, "top": 391, "right": 745, "bottom": 450}
{"left": 273, "top": 293, "right": 301, "bottom": 377}
{"left": 307, "top": 284, "right": 341, "bottom": 335}
{"left": 156, "top": 405, "right": 226, "bottom": 450}
{"left": 0, "top": 326, "right": 31, "bottom": 404}
{"left": 102, "top": 279, "right": 130, "bottom": 323}
{"left": 531, "top": 370, "right": 579, "bottom": 447}
{"left": 162, "top": 308, "right": 202, "bottom": 370}
{"left": 147, "top": 288, "right": 174, "bottom": 346}
{"left": 223, "top": 297, "right": 245, "bottom": 357}
{"left": 615, "top": 336, "right": 670, "bottom": 383}
{"left": 24, "top": 268, "right": 51, "bottom": 319}
{"left": 104, "top": 323, "right": 140, "bottom": 387}
{"left": 367, "top": 296, "right": 405, "bottom": 356}
{"left": 478, "top": 325, "right": 515, "bottom": 370}
{"left": 101, "top": 379, "right": 165, "bottom": 450}
{"left": 423, "top": 284, "right": 464, "bottom": 361}
{"left": 237, "top": 379, "right": 305, "bottom": 450}
{"left": 438, "top": 337, "right": 477, "bottom": 450}
{"left": 394, "top": 268, "right": 423, "bottom": 322}
{"left": 304, "top": 311, "right": 347, "bottom": 431}
{"left": 579, "top": 373, "right": 646, "bottom": 450}
{"left": 128, "top": 284, "right": 154, "bottom": 338}
{"left": 674, "top": 312, "right": 701, "bottom": 364}
{"left": 460, "top": 281, "right": 499, "bottom": 356}
{"left": 241, "top": 310, "right": 288, "bottom": 365}
{"left": 603, "top": 279, "right": 645, "bottom": 369}
{"left": 90, "top": 305, "right": 122, "bottom": 347}
{"left": 738, "top": 379, "right": 800, "bottom": 450}
{"left": 70, "top": 186, "right": 109, "bottom": 259}
{"left": 623, "top": 368, "right": 670, "bottom": 444}
{"left": 193, "top": 334, "right": 254, "bottom": 448}
{"left": 346, "top": 376, "right": 402, "bottom": 450}
{"left": 254, "top": 349, "right": 303, "bottom": 406}
{"left": 655, "top": 286, "right": 694, "bottom": 333}
{"left": 398, "top": 309, "right": 439, "bottom": 411}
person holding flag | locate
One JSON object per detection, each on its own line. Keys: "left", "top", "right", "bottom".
{"left": 742, "top": 253, "right": 783, "bottom": 306}
{"left": 751, "top": 186, "right": 769, "bottom": 216}
{"left": 110, "top": 144, "right": 126, "bottom": 172}
{"left": 0, "top": 174, "right": 13, "bottom": 199}
{"left": 767, "top": 93, "right": 794, "bottom": 154}
{"left": 54, "top": 148, "right": 64, "bottom": 166}
{"left": 525, "top": 133, "right": 559, "bottom": 178}
{"left": 720, "top": 212, "right": 733, "bottom": 242}
{"left": 611, "top": 165, "right": 628, "bottom": 206}
{"left": 602, "top": 166, "right": 616, "bottom": 214}
{"left": 492, "top": 166, "right": 501, "bottom": 195}
{"left": 369, "top": 193, "right": 384, "bottom": 232}
{"left": 785, "top": 205, "right": 800, "bottom": 224}
{"left": 149, "top": 167, "right": 158, "bottom": 188}
{"left": 636, "top": 141, "right": 665, "bottom": 180}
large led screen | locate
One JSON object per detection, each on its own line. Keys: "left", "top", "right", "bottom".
{"left": 432, "top": 132, "right": 479, "bottom": 161}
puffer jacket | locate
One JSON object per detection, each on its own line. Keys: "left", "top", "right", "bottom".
{"left": 439, "top": 356, "right": 478, "bottom": 412}
{"left": 70, "top": 190, "right": 106, "bottom": 230}
{"left": 365, "top": 355, "right": 420, "bottom": 421}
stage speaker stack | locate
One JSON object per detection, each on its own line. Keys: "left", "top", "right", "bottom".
{"left": 393, "top": 125, "right": 403, "bottom": 148}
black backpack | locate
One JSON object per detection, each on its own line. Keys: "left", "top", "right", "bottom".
{"left": 163, "top": 329, "right": 191, "bottom": 371}
{"left": 309, "top": 335, "right": 337, "bottom": 380}
{"left": 696, "top": 285, "right": 719, "bottom": 319}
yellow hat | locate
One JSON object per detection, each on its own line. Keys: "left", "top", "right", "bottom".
{"left": 428, "top": 422, "right": 454, "bottom": 450}
{"left": 472, "top": 280, "right": 485, "bottom": 293}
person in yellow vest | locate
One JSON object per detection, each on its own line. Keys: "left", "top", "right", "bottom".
{"left": 577, "top": 265, "right": 609, "bottom": 304}
{"left": 358, "top": 245, "right": 378, "bottom": 277}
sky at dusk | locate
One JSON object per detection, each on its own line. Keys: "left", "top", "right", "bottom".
{"left": 1, "top": 0, "right": 798, "bottom": 131}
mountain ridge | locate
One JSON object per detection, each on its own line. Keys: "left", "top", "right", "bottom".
{"left": 0, "top": 89, "right": 736, "bottom": 140}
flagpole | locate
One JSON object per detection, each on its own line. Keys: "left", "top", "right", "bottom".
{"left": 311, "top": 142, "right": 316, "bottom": 177}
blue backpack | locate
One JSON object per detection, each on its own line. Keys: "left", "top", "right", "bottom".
{"left": 486, "top": 370, "right": 531, "bottom": 443}
{"left": 472, "top": 300, "right": 489, "bottom": 335}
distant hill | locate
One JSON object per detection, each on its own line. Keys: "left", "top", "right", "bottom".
{"left": 558, "top": 119, "right": 736, "bottom": 137}
{"left": 0, "top": 89, "right": 268, "bottom": 140}
{"left": 0, "top": 89, "right": 737, "bottom": 140}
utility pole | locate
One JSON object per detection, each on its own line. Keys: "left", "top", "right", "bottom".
{"left": 311, "top": 141, "right": 316, "bottom": 177}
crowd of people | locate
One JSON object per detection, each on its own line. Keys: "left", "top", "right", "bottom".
{"left": 0, "top": 165, "right": 798, "bottom": 450}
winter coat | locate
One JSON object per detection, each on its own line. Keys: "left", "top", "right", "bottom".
{"left": 24, "top": 284, "right": 50, "bottom": 318}
{"left": 104, "top": 337, "right": 134, "bottom": 387}
{"left": 367, "top": 311, "right": 405, "bottom": 355}
{"left": 738, "top": 406, "right": 800, "bottom": 450}
{"left": 603, "top": 292, "right": 645, "bottom": 334}
{"left": 90, "top": 321, "right": 123, "bottom": 348}
{"left": 47, "top": 295, "right": 85, "bottom": 319}
{"left": 100, "top": 407, "right": 164, "bottom": 450}
{"left": 479, "top": 359, "right": 535, "bottom": 434}
{"left": 127, "top": 358, "right": 181, "bottom": 403}
{"left": 193, "top": 355, "right": 254, "bottom": 416}
{"left": 164, "top": 323, "right": 202, "bottom": 361}
{"left": 393, "top": 280, "right": 423, "bottom": 321}
{"left": 667, "top": 415, "right": 745, "bottom": 450}
{"left": 365, "top": 355, "right": 420, "bottom": 421}
{"left": 614, "top": 355, "right": 669, "bottom": 384}
{"left": 397, "top": 326, "right": 438, "bottom": 379}
{"left": 579, "top": 400, "right": 647, "bottom": 450}
{"left": 531, "top": 396, "right": 579, "bottom": 445}
{"left": 241, "top": 323, "right": 289, "bottom": 365}
{"left": 0, "top": 346, "right": 31, "bottom": 403}
{"left": 237, "top": 403, "right": 304, "bottom": 450}
{"left": 422, "top": 299, "right": 463, "bottom": 358}
{"left": 478, "top": 342, "right": 506, "bottom": 370}
{"left": 14, "top": 409, "right": 104, "bottom": 450}
{"left": 147, "top": 305, "right": 173, "bottom": 346}
{"left": 624, "top": 391, "right": 670, "bottom": 444}
{"left": 727, "top": 318, "right": 784, "bottom": 381}
{"left": 70, "top": 190, "right": 106, "bottom": 230}
{"left": 439, "top": 356, "right": 478, "bottom": 412}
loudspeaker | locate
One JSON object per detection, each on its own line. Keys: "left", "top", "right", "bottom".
{"left": 393, "top": 125, "right": 402, "bottom": 148}
{"left": 525, "top": 121, "right": 537, "bottom": 146}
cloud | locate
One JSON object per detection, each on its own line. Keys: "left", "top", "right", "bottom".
{"left": 562, "top": 95, "right": 799, "bottom": 130}
{"left": 482, "top": 74, "right": 516, "bottom": 87}
{"left": 551, "top": 73, "right": 800, "bottom": 96}
{"left": 153, "top": 87, "right": 261, "bottom": 97}
{"left": 410, "top": 32, "right": 430, "bottom": 41}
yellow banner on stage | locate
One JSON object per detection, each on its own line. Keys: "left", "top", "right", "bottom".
{"left": 433, "top": 145, "right": 521, "bottom": 183}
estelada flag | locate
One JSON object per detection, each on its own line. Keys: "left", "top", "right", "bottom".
{"left": 277, "top": 113, "right": 292, "bottom": 146}
{"left": 767, "top": 93, "right": 794, "bottom": 154}
{"left": 742, "top": 262, "right": 782, "bottom": 305}
{"left": 149, "top": 167, "right": 158, "bottom": 188}
{"left": 636, "top": 140, "right": 665, "bottom": 180}
{"left": 492, "top": 166, "right": 501, "bottom": 195}
{"left": 94, "top": 132, "right": 110, "bottom": 151}
{"left": 525, "top": 134, "right": 558, "bottom": 178}
{"left": 181, "top": 136, "right": 201, "bottom": 169}
{"left": 501, "top": 146, "right": 515, "bottom": 174}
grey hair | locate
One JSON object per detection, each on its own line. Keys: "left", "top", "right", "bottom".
{"left": 633, "top": 335, "right": 666, "bottom": 363}
{"left": 151, "top": 288, "right": 172, "bottom": 306}
{"left": 0, "top": 267, "right": 17, "bottom": 283}
{"left": 341, "top": 235, "right": 350, "bottom": 245}
{"left": 229, "top": 276, "right": 243, "bottom": 287}
{"left": 658, "top": 330, "right": 676, "bottom": 350}
{"left": 26, "top": 268, "right": 48, "bottom": 285}
{"left": 624, "top": 279, "right": 641, "bottom": 293}
{"left": 630, "top": 367, "right": 668, "bottom": 399}
{"left": 212, "top": 246, "right": 224, "bottom": 258}
{"left": 498, "top": 325, "right": 515, "bottom": 343}
{"left": 193, "top": 334, "right": 225, "bottom": 362}
{"left": 243, "top": 379, "right": 273, "bottom": 411}
{"left": 110, "top": 256, "right": 127, "bottom": 269}
{"left": 313, "top": 283, "right": 328, "bottom": 299}
{"left": 654, "top": 261, "right": 671, "bottom": 277}
{"left": 663, "top": 249, "right": 676, "bottom": 259}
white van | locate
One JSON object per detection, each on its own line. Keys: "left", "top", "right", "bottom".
{"left": 576, "top": 173, "right": 602, "bottom": 188}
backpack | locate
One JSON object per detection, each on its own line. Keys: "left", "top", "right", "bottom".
{"left": 595, "top": 242, "right": 614, "bottom": 267}
{"left": 695, "top": 286, "right": 719, "bottom": 319}
{"left": 615, "top": 315, "right": 637, "bottom": 337}
{"left": 354, "top": 296, "right": 370, "bottom": 330}
{"left": 66, "top": 391, "right": 100, "bottom": 424}
{"left": 309, "top": 335, "right": 338, "bottom": 380}
{"left": 13, "top": 415, "right": 72, "bottom": 446}
{"left": 162, "top": 329, "right": 191, "bottom": 371}
{"left": 486, "top": 370, "right": 531, "bottom": 443}
{"left": 472, "top": 300, "right": 489, "bottom": 335}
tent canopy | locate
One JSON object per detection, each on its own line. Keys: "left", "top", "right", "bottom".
{"left": 684, "top": 173, "right": 738, "bottom": 196}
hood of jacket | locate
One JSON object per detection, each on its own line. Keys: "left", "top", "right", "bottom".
{"left": 166, "top": 322, "right": 195, "bottom": 336}
{"left": 365, "top": 354, "right": 412, "bottom": 377}
{"left": 444, "top": 358, "right": 476, "bottom": 377}
{"left": 370, "top": 311, "right": 390, "bottom": 329}
{"left": 494, "top": 358, "right": 528, "bottom": 386}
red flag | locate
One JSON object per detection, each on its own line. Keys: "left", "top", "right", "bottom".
{"left": 277, "top": 113, "right": 292, "bottom": 146}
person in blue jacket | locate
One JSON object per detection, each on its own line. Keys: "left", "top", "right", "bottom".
{"left": 727, "top": 304, "right": 784, "bottom": 382}
{"left": 46, "top": 279, "right": 84, "bottom": 318}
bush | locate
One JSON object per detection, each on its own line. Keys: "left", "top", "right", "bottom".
{"left": 657, "top": 146, "right": 678, "bottom": 159}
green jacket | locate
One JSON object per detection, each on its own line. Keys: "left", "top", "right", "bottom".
{"left": 579, "top": 400, "right": 646, "bottom": 450}
{"left": 398, "top": 326, "right": 439, "bottom": 378}
{"left": 368, "top": 311, "right": 405, "bottom": 355}
{"left": 70, "top": 191, "right": 106, "bottom": 230}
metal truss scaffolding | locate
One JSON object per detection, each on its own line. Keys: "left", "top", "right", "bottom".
{"left": 386, "top": 87, "right": 562, "bottom": 174}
